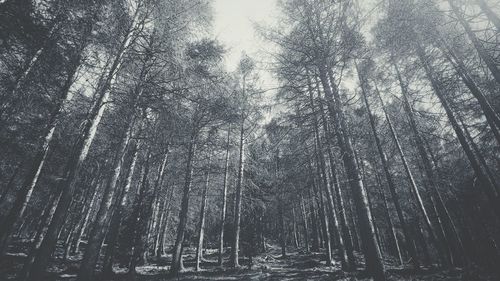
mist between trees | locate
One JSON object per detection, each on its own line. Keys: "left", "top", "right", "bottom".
{"left": 0, "top": 0, "right": 499, "bottom": 281}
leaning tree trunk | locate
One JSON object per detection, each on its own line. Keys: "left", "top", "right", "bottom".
{"left": 23, "top": 8, "right": 139, "bottom": 280}
{"left": 218, "top": 125, "right": 231, "bottom": 266}
{"left": 0, "top": 16, "right": 64, "bottom": 128}
{"left": 102, "top": 139, "right": 141, "bottom": 276}
{"left": 357, "top": 67, "right": 420, "bottom": 269}
{"left": 0, "top": 19, "right": 93, "bottom": 257}
{"left": 459, "top": 116, "right": 500, "bottom": 193}
{"left": 318, "top": 64, "right": 386, "bottom": 281}
{"left": 311, "top": 104, "right": 338, "bottom": 266}
{"left": 375, "top": 80, "right": 446, "bottom": 267}
{"left": 393, "top": 60, "right": 465, "bottom": 266}
{"left": 195, "top": 155, "right": 212, "bottom": 271}
{"left": 415, "top": 42, "right": 500, "bottom": 217}
{"left": 314, "top": 75, "right": 356, "bottom": 270}
{"left": 77, "top": 115, "right": 139, "bottom": 281}
{"left": 375, "top": 173, "right": 403, "bottom": 265}
{"left": 437, "top": 40, "right": 500, "bottom": 146}
{"left": 448, "top": 0, "right": 500, "bottom": 85}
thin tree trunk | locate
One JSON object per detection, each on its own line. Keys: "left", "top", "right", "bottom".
{"left": 359, "top": 67, "right": 420, "bottom": 269}
{"left": 393, "top": 60, "right": 466, "bottom": 266}
{"left": 292, "top": 208, "right": 299, "bottom": 248}
{"left": 376, "top": 81, "right": 445, "bottom": 267}
{"left": 375, "top": 173, "right": 403, "bottom": 265}
{"left": 102, "top": 139, "right": 141, "bottom": 276}
{"left": 319, "top": 65, "right": 386, "bottom": 281}
{"left": 218, "top": 125, "right": 231, "bottom": 266}
{"left": 230, "top": 119, "right": 245, "bottom": 267}
{"left": 158, "top": 183, "right": 175, "bottom": 257}
{"left": 300, "top": 196, "right": 310, "bottom": 252}
{"left": 77, "top": 117, "right": 136, "bottom": 281}
{"left": 309, "top": 188, "right": 320, "bottom": 252}
{"left": 195, "top": 154, "right": 211, "bottom": 271}
{"left": 314, "top": 75, "right": 356, "bottom": 269}
{"left": 171, "top": 131, "right": 197, "bottom": 274}
{"left": 128, "top": 150, "right": 154, "bottom": 276}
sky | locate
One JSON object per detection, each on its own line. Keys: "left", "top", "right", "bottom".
{"left": 212, "top": 0, "right": 279, "bottom": 72}
{"left": 212, "top": 0, "right": 283, "bottom": 121}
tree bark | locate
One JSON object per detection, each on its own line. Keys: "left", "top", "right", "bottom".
{"left": 230, "top": 118, "right": 245, "bottom": 267}
{"left": 218, "top": 125, "right": 231, "bottom": 266}
{"left": 0, "top": 19, "right": 92, "bottom": 257}
{"left": 314, "top": 75, "right": 356, "bottom": 269}
{"left": 300, "top": 196, "right": 310, "bottom": 252}
{"left": 318, "top": 64, "right": 386, "bottom": 281}
{"left": 23, "top": 8, "right": 140, "bottom": 279}
{"left": 170, "top": 131, "right": 197, "bottom": 274}
{"left": 77, "top": 118, "right": 136, "bottom": 281}
{"left": 358, "top": 69, "right": 420, "bottom": 269}
{"left": 102, "top": 139, "right": 141, "bottom": 276}
{"left": 195, "top": 154, "right": 211, "bottom": 271}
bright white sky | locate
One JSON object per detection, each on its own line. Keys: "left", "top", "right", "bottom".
{"left": 212, "top": 0, "right": 280, "bottom": 91}
{"left": 213, "top": 0, "right": 278, "bottom": 70}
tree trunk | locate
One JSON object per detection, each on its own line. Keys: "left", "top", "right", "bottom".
{"left": 230, "top": 119, "right": 245, "bottom": 267}
{"left": 128, "top": 150, "right": 154, "bottom": 276}
{"left": 157, "top": 183, "right": 175, "bottom": 258}
{"left": 309, "top": 188, "right": 320, "bottom": 252}
{"left": 218, "top": 125, "right": 231, "bottom": 265}
{"left": 102, "top": 139, "right": 141, "bottom": 276}
{"left": 23, "top": 8, "right": 139, "bottom": 279}
{"left": 292, "top": 208, "right": 299, "bottom": 248}
{"left": 77, "top": 116, "right": 137, "bottom": 281}
{"left": 0, "top": 20, "right": 92, "bottom": 256}
{"left": 195, "top": 154, "right": 211, "bottom": 271}
{"left": 314, "top": 75, "right": 356, "bottom": 269}
{"left": 70, "top": 177, "right": 103, "bottom": 255}
{"left": 375, "top": 173, "right": 403, "bottom": 265}
{"left": 438, "top": 41, "right": 500, "bottom": 146}
{"left": 358, "top": 66, "right": 420, "bottom": 269}
{"left": 300, "top": 196, "right": 310, "bottom": 252}
{"left": 415, "top": 42, "right": 500, "bottom": 216}
{"left": 318, "top": 64, "right": 386, "bottom": 281}
{"left": 459, "top": 116, "right": 500, "bottom": 194}
{"left": 171, "top": 131, "right": 197, "bottom": 274}
{"left": 279, "top": 199, "right": 287, "bottom": 258}
{"left": 0, "top": 17, "right": 64, "bottom": 128}
{"left": 376, "top": 82, "right": 445, "bottom": 266}
{"left": 448, "top": 0, "right": 500, "bottom": 85}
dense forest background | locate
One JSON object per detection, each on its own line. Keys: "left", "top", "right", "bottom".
{"left": 0, "top": 0, "right": 499, "bottom": 280}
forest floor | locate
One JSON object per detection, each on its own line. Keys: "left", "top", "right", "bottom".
{"left": 0, "top": 242, "right": 496, "bottom": 281}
